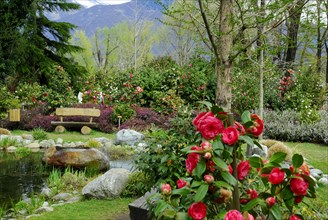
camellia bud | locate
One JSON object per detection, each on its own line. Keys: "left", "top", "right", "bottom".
{"left": 161, "top": 183, "right": 171, "bottom": 195}
{"left": 204, "top": 174, "right": 214, "bottom": 184}
{"left": 201, "top": 141, "right": 211, "bottom": 150}
{"left": 204, "top": 152, "right": 212, "bottom": 159}
{"left": 266, "top": 197, "right": 276, "bottom": 207}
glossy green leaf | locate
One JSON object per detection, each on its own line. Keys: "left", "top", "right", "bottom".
{"left": 241, "top": 110, "right": 251, "bottom": 123}
{"left": 239, "top": 135, "right": 254, "bottom": 147}
{"left": 163, "top": 208, "right": 177, "bottom": 218}
{"left": 281, "top": 187, "right": 293, "bottom": 200}
{"left": 176, "top": 212, "right": 189, "bottom": 220}
{"left": 212, "top": 157, "right": 229, "bottom": 171}
{"left": 214, "top": 181, "right": 233, "bottom": 190}
{"left": 221, "top": 171, "right": 237, "bottom": 186}
{"left": 292, "top": 154, "right": 304, "bottom": 169}
{"left": 242, "top": 198, "right": 262, "bottom": 212}
{"left": 212, "top": 140, "right": 224, "bottom": 151}
{"left": 197, "top": 100, "right": 212, "bottom": 110}
{"left": 172, "top": 187, "right": 191, "bottom": 196}
{"left": 269, "top": 204, "right": 282, "bottom": 220}
{"left": 269, "top": 152, "right": 287, "bottom": 164}
{"left": 194, "top": 184, "right": 209, "bottom": 202}
{"left": 191, "top": 181, "right": 203, "bottom": 188}
{"left": 249, "top": 156, "right": 263, "bottom": 168}
{"left": 155, "top": 200, "right": 169, "bottom": 216}
{"left": 194, "top": 159, "right": 206, "bottom": 178}
{"left": 211, "top": 105, "right": 224, "bottom": 114}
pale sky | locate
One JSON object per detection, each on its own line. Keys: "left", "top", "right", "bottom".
{"left": 74, "top": 0, "right": 131, "bottom": 8}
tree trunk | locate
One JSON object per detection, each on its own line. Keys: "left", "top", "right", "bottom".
{"left": 285, "top": 1, "right": 304, "bottom": 68}
{"left": 316, "top": 0, "right": 322, "bottom": 73}
{"left": 216, "top": 0, "right": 233, "bottom": 112}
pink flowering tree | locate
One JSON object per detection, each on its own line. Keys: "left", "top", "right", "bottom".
{"left": 149, "top": 105, "right": 316, "bottom": 220}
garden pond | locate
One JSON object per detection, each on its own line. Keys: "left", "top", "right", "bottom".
{"left": 0, "top": 151, "right": 47, "bottom": 208}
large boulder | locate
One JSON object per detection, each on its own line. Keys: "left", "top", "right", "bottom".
{"left": 114, "top": 129, "right": 145, "bottom": 146}
{"left": 42, "top": 146, "right": 110, "bottom": 171}
{"left": 82, "top": 168, "right": 130, "bottom": 199}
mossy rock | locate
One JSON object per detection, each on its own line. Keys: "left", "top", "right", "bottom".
{"left": 0, "top": 127, "right": 11, "bottom": 135}
{"left": 55, "top": 125, "right": 66, "bottom": 133}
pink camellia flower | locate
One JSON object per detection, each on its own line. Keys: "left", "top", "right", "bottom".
{"left": 266, "top": 197, "right": 276, "bottom": 206}
{"left": 224, "top": 210, "right": 244, "bottom": 220}
{"left": 177, "top": 179, "right": 187, "bottom": 189}
{"left": 237, "top": 160, "right": 251, "bottom": 181}
{"left": 186, "top": 153, "right": 201, "bottom": 174}
{"left": 200, "top": 141, "right": 211, "bottom": 150}
{"left": 161, "top": 183, "right": 171, "bottom": 195}
{"left": 188, "top": 202, "right": 207, "bottom": 220}
{"left": 222, "top": 126, "right": 239, "bottom": 145}
{"left": 192, "top": 112, "right": 224, "bottom": 140}
{"left": 268, "top": 167, "right": 285, "bottom": 185}
{"left": 289, "top": 214, "right": 302, "bottom": 220}
{"left": 247, "top": 189, "right": 258, "bottom": 200}
{"left": 204, "top": 174, "right": 214, "bottom": 184}
{"left": 247, "top": 214, "right": 255, "bottom": 220}
{"left": 294, "top": 196, "right": 303, "bottom": 204}
{"left": 290, "top": 176, "right": 309, "bottom": 196}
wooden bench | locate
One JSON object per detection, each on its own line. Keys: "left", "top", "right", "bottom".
{"left": 51, "top": 108, "right": 101, "bottom": 134}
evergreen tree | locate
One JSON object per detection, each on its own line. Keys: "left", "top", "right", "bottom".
{"left": 0, "top": 0, "right": 86, "bottom": 88}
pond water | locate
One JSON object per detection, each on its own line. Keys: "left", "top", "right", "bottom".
{"left": 0, "top": 152, "right": 48, "bottom": 207}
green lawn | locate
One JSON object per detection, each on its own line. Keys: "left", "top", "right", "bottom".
{"left": 284, "top": 142, "right": 328, "bottom": 174}
{"left": 29, "top": 198, "right": 134, "bottom": 220}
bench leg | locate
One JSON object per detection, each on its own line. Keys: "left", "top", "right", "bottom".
{"left": 55, "top": 125, "right": 66, "bottom": 133}
{"left": 81, "top": 126, "right": 92, "bottom": 135}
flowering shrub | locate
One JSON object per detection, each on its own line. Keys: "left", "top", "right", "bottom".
{"left": 149, "top": 105, "right": 317, "bottom": 220}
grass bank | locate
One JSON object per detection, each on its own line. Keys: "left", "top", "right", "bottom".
{"left": 29, "top": 198, "right": 134, "bottom": 220}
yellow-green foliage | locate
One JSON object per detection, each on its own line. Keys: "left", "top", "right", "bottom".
{"left": 107, "top": 145, "right": 135, "bottom": 160}
{"left": 267, "top": 141, "right": 292, "bottom": 161}
{"left": 259, "top": 139, "right": 278, "bottom": 148}
{"left": 0, "top": 128, "right": 11, "bottom": 135}
{"left": 86, "top": 139, "right": 102, "bottom": 148}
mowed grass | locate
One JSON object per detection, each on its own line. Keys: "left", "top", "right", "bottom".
{"left": 284, "top": 142, "right": 328, "bottom": 174}
{"left": 29, "top": 198, "right": 134, "bottom": 220}
{"left": 11, "top": 130, "right": 115, "bottom": 143}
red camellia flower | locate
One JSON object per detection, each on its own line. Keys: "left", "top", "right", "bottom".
{"left": 228, "top": 165, "right": 233, "bottom": 174}
{"left": 188, "top": 202, "right": 207, "bottom": 220}
{"left": 233, "top": 121, "right": 245, "bottom": 135}
{"left": 237, "top": 160, "right": 251, "bottom": 181}
{"left": 222, "top": 126, "right": 239, "bottom": 145}
{"left": 193, "top": 112, "right": 224, "bottom": 140}
{"left": 224, "top": 210, "right": 244, "bottom": 220}
{"left": 204, "top": 174, "right": 214, "bottom": 184}
{"left": 177, "top": 179, "right": 187, "bottom": 189}
{"left": 247, "top": 114, "right": 264, "bottom": 137}
{"left": 294, "top": 196, "right": 303, "bottom": 204}
{"left": 206, "top": 160, "right": 216, "bottom": 173}
{"left": 192, "top": 112, "right": 214, "bottom": 127}
{"left": 289, "top": 214, "right": 302, "bottom": 220}
{"left": 191, "top": 146, "right": 202, "bottom": 151}
{"left": 186, "top": 153, "right": 201, "bottom": 174}
{"left": 161, "top": 183, "right": 171, "bottom": 195}
{"left": 247, "top": 189, "right": 258, "bottom": 199}
{"left": 290, "top": 176, "right": 309, "bottom": 196}
{"left": 266, "top": 197, "right": 276, "bottom": 206}
{"left": 247, "top": 214, "right": 255, "bottom": 220}
{"left": 268, "top": 167, "right": 285, "bottom": 185}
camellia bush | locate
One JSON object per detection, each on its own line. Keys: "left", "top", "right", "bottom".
{"left": 149, "top": 105, "right": 317, "bottom": 220}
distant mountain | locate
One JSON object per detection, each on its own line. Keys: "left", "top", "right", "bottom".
{"left": 49, "top": 0, "right": 166, "bottom": 36}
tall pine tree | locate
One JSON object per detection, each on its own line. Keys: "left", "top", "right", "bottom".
{"left": 0, "top": 0, "right": 86, "bottom": 88}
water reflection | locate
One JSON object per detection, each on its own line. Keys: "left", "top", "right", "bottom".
{"left": 0, "top": 152, "right": 48, "bottom": 207}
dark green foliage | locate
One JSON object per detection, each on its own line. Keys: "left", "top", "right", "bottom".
{"left": 121, "top": 171, "right": 153, "bottom": 198}
{"left": 0, "top": 0, "right": 85, "bottom": 88}
{"left": 111, "top": 103, "right": 136, "bottom": 125}
{"left": 0, "top": 86, "right": 20, "bottom": 118}
{"left": 263, "top": 110, "right": 328, "bottom": 144}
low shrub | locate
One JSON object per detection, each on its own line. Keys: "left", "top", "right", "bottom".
{"left": 267, "top": 141, "right": 292, "bottom": 161}
{"left": 263, "top": 110, "right": 328, "bottom": 144}
{"left": 121, "top": 171, "right": 153, "bottom": 198}
{"left": 106, "top": 145, "right": 135, "bottom": 160}
{"left": 111, "top": 103, "right": 135, "bottom": 125}
{"left": 86, "top": 139, "right": 102, "bottom": 148}
{"left": 98, "top": 107, "right": 113, "bottom": 133}
{"left": 0, "top": 137, "right": 20, "bottom": 148}
{"left": 121, "top": 107, "right": 171, "bottom": 131}
{"left": 32, "top": 128, "right": 48, "bottom": 141}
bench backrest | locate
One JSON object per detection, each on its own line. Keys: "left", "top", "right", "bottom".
{"left": 55, "top": 108, "right": 101, "bottom": 123}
